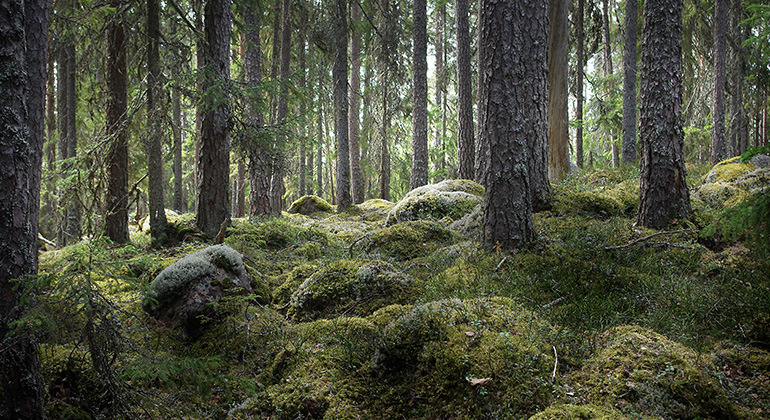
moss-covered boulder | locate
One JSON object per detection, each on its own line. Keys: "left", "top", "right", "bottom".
{"left": 552, "top": 182, "right": 637, "bottom": 217}
{"left": 368, "top": 220, "right": 454, "bottom": 261}
{"left": 449, "top": 203, "right": 483, "bottom": 237}
{"left": 288, "top": 259, "right": 411, "bottom": 321}
{"left": 704, "top": 157, "right": 758, "bottom": 184}
{"left": 287, "top": 195, "right": 334, "bottom": 215}
{"left": 356, "top": 198, "right": 395, "bottom": 222}
{"left": 385, "top": 179, "right": 484, "bottom": 225}
{"left": 144, "top": 244, "right": 255, "bottom": 339}
{"left": 529, "top": 404, "right": 631, "bottom": 420}
{"left": 370, "top": 297, "right": 555, "bottom": 418}
{"left": 571, "top": 325, "right": 745, "bottom": 419}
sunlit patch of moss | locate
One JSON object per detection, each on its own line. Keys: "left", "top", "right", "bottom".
{"left": 226, "top": 217, "right": 332, "bottom": 252}
{"left": 368, "top": 220, "right": 454, "bottom": 261}
{"left": 692, "top": 182, "right": 748, "bottom": 210}
{"left": 288, "top": 259, "right": 412, "bottom": 321}
{"left": 287, "top": 194, "right": 334, "bottom": 215}
{"left": 386, "top": 179, "right": 484, "bottom": 225}
{"left": 528, "top": 403, "right": 632, "bottom": 420}
{"left": 369, "top": 297, "right": 555, "bottom": 418}
{"left": 704, "top": 157, "right": 757, "bottom": 184}
{"left": 712, "top": 342, "right": 770, "bottom": 416}
{"left": 571, "top": 325, "right": 745, "bottom": 419}
{"left": 356, "top": 198, "right": 395, "bottom": 221}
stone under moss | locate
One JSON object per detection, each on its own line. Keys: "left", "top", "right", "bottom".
{"left": 368, "top": 220, "right": 454, "bottom": 261}
{"left": 571, "top": 325, "right": 745, "bottom": 419}
{"left": 287, "top": 195, "right": 334, "bottom": 215}
{"left": 356, "top": 198, "right": 395, "bottom": 222}
{"left": 703, "top": 157, "right": 758, "bottom": 184}
{"left": 385, "top": 179, "right": 484, "bottom": 225}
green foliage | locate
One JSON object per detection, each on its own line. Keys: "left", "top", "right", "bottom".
{"left": 702, "top": 190, "right": 770, "bottom": 256}
{"left": 529, "top": 404, "right": 630, "bottom": 420}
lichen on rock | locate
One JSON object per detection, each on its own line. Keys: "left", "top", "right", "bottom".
{"left": 385, "top": 179, "right": 484, "bottom": 225}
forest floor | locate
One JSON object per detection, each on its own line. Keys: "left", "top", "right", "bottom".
{"left": 33, "top": 163, "right": 770, "bottom": 419}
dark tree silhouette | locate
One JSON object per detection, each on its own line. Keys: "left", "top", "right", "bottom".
{"left": 334, "top": 0, "right": 352, "bottom": 210}
{"left": 621, "top": 0, "right": 638, "bottom": 164}
{"left": 456, "top": 0, "right": 475, "bottom": 180}
{"left": 411, "top": 0, "right": 428, "bottom": 189}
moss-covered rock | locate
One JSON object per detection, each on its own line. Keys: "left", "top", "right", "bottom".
{"left": 571, "top": 325, "right": 745, "bottom": 419}
{"left": 529, "top": 404, "right": 631, "bottom": 420}
{"left": 704, "top": 157, "right": 758, "bottom": 184}
{"left": 288, "top": 259, "right": 411, "bottom": 321}
{"left": 691, "top": 182, "right": 748, "bottom": 210}
{"left": 370, "top": 297, "right": 555, "bottom": 418}
{"left": 368, "top": 220, "right": 454, "bottom": 261}
{"left": 288, "top": 195, "right": 334, "bottom": 215}
{"left": 356, "top": 198, "right": 395, "bottom": 222}
{"left": 385, "top": 179, "right": 484, "bottom": 225}
{"left": 274, "top": 263, "right": 318, "bottom": 305}
{"left": 449, "top": 203, "right": 483, "bottom": 238}
{"left": 553, "top": 190, "right": 625, "bottom": 217}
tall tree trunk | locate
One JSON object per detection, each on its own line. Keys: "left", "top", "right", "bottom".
{"left": 172, "top": 86, "right": 184, "bottom": 212}
{"left": 193, "top": 0, "right": 204, "bottom": 212}
{"left": 317, "top": 97, "right": 324, "bottom": 197}
{"left": 576, "top": 0, "right": 585, "bottom": 168}
{"left": 433, "top": 2, "right": 445, "bottom": 179}
{"left": 65, "top": 38, "right": 79, "bottom": 240}
{"left": 0, "top": 0, "right": 48, "bottom": 415}
{"left": 271, "top": 0, "right": 291, "bottom": 214}
{"left": 621, "top": 0, "right": 638, "bottom": 164}
{"left": 456, "top": 0, "right": 474, "bottom": 180}
{"left": 243, "top": 8, "right": 272, "bottom": 216}
{"left": 474, "top": 1, "right": 487, "bottom": 185}
{"left": 299, "top": 36, "right": 307, "bottom": 198}
{"left": 411, "top": 0, "right": 428, "bottom": 189}
{"left": 710, "top": 0, "right": 727, "bottom": 164}
{"left": 147, "top": 0, "right": 168, "bottom": 241}
{"left": 334, "top": 0, "right": 352, "bottom": 210}
{"left": 196, "top": 0, "right": 232, "bottom": 236}
{"left": 637, "top": 0, "right": 690, "bottom": 229}
{"left": 548, "top": 0, "right": 570, "bottom": 181}
{"left": 380, "top": 71, "right": 391, "bottom": 200}
{"left": 602, "top": 0, "right": 618, "bottom": 168}
{"left": 349, "top": 2, "right": 364, "bottom": 203}
{"left": 104, "top": 0, "right": 129, "bottom": 243}
{"left": 481, "top": 0, "right": 546, "bottom": 251}
{"left": 57, "top": 44, "right": 68, "bottom": 246}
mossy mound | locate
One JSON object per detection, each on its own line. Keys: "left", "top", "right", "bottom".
{"left": 368, "top": 220, "right": 454, "bottom": 261}
{"left": 449, "top": 203, "right": 483, "bottom": 238}
{"left": 287, "top": 195, "right": 334, "bottom": 215}
{"left": 370, "top": 297, "right": 554, "bottom": 418}
{"left": 733, "top": 167, "right": 770, "bottom": 194}
{"left": 703, "top": 157, "right": 758, "bottom": 184}
{"left": 529, "top": 404, "right": 631, "bottom": 420}
{"left": 571, "top": 325, "right": 744, "bottom": 419}
{"left": 356, "top": 198, "right": 395, "bottom": 222}
{"left": 226, "top": 217, "right": 332, "bottom": 253}
{"left": 691, "top": 182, "right": 749, "bottom": 210}
{"left": 552, "top": 183, "right": 637, "bottom": 217}
{"left": 42, "top": 345, "right": 109, "bottom": 419}
{"left": 385, "top": 179, "right": 484, "bottom": 225}
{"left": 712, "top": 342, "right": 770, "bottom": 416}
{"left": 288, "top": 259, "right": 411, "bottom": 321}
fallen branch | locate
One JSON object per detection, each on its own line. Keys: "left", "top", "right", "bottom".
{"left": 552, "top": 345, "right": 558, "bottom": 383}
{"left": 605, "top": 229, "right": 690, "bottom": 250}
{"left": 348, "top": 233, "right": 372, "bottom": 257}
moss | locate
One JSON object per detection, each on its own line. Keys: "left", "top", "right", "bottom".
{"left": 386, "top": 179, "right": 484, "bottom": 225}
{"left": 370, "top": 297, "right": 555, "bottom": 418}
{"left": 288, "top": 259, "right": 412, "bottom": 321}
{"left": 704, "top": 157, "right": 758, "bottom": 184}
{"left": 692, "top": 183, "right": 748, "bottom": 210}
{"left": 226, "top": 217, "right": 331, "bottom": 252}
{"left": 41, "top": 345, "right": 107, "bottom": 419}
{"left": 712, "top": 342, "right": 770, "bottom": 417}
{"left": 552, "top": 190, "right": 624, "bottom": 217}
{"left": 274, "top": 263, "right": 318, "bottom": 305}
{"left": 356, "top": 198, "right": 395, "bottom": 221}
{"left": 287, "top": 195, "right": 334, "bottom": 215}
{"left": 529, "top": 404, "right": 631, "bottom": 420}
{"left": 571, "top": 325, "right": 745, "bottom": 419}
{"left": 368, "top": 220, "right": 454, "bottom": 261}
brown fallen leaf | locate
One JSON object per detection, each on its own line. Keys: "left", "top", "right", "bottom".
{"left": 468, "top": 377, "right": 492, "bottom": 387}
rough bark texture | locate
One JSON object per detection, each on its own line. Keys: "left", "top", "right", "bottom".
{"left": 621, "top": 0, "right": 638, "bottom": 164}
{"left": 56, "top": 40, "right": 68, "bottom": 246}
{"left": 349, "top": 3, "right": 364, "bottom": 203}
{"left": 547, "top": 0, "right": 570, "bottom": 181}
{"left": 317, "top": 103, "right": 323, "bottom": 197}
{"left": 380, "top": 72, "right": 391, "bottom": 200}
{"left": 196, "top": 0, "right": 232, "bottom": 237}
{"left": 172, "top": 86, "right": 185, "bottom": 212}
{"left": 243, "top": 8, "right": 272, "bottom": 217}
{"left": 637, "top": 0, "right": 690, "bottom": 229}
{"left": 434, "top": 3, "right": 445, "bottom": 178}
{"left": 334, "top": 0, "right": 352, "bottom": 210}
{"left": 298, "top": 35, "right": 307, "bottom": 200}
{"left": 147, "top": 0, "right": 168, "bottom": 240}
{"left": 410, "top": 0, "right": 428, "bottom": 189}
{"left": 104, "top": 1, "right": 130, "bottom": 243}
{"left": 480, "top": 0, "right": 546, "bottom": 251}
{"left": 271, "top": 0, "right": 291, "bottom": 214}
{"left": 475, "top": 0, "right": 487, "bottom": 184}
{"left": 576, "top": 0, "right": 585, "bottom": 168}
{"left": 456, "top": 0, "right": 475, "bottom": 180}
{"left": 0, "top": 0, "right": 47, "bottom": 415}
{"left": 728, "top": 1, "right": 748, "bottom": 155}
{"left": 602, "top": 0, "right": 618, "bottom": 169}
{"left": 710, "top": 0, "right": 726, "bottom": 164}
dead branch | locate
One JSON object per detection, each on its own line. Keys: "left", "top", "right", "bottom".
{"left": 605, "top": 229, "right": 691, "bottom": 250}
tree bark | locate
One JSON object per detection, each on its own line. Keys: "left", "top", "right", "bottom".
{"left": 196, "top": 0, "right": 232, "bottom": 236}
{"left": 271, "top": 0, "right": 291, "bottom": 214}
{"left": 434, "top": 2, "right": 445, "bottom": 179}
{"left": 576, "top": 0, "right": 585, "bottom": 169}
{"left": 411, "top": 0, "right": 428, "bottom": 189}
{"left": 456, "top": 0, "right": 475, "bottom": 180}
{"left": 172, "top": 86, "right": 185, "bottom": 212}
{"left": 602, "top": 0, "right": 618, "bottom": 168}
{"left": 65, "top": 37, "right": 79, "bottom": 241}
{"left": 147, "top": 0, "right": 168, "bottom": 241}
{"left": 334, "top": 0, "right": 352, "bottom": 210}
{"left": 104, "top": 0, "right": 130, "bottom": 243}
{"left": 56, "top": 40, "right": 68, "bottom": 246}
{"left": 475, "top": 0, "right": 488, "bottom": 184}
{"left": 481, "top": 0, "right": 546, "bottom": 251}
{"left": 380, "top": 71, "right": 391, "bottom": 200}
{"left": 349, "top": 2, "right": 364, "bottom": 203}
{"left": 637, "top": 0, "right": 690, "bottom": 229}
{"left": 621, "top": 0, "right": 638, "bottom": 164}
{"left": 548, "top": 0, "right": 570, "bottom": 181}
{"left": 710, "top": 0, "right": 727, "bottom": 164}
{"left": 0, "top": 0, "right": 48, "bottom": 414}
{"left": 299, "top": 35, "right": 307, "bottom": 198}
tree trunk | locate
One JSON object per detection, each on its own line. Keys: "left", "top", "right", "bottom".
{"left": 65, "top": 38, "right": 79, "bottom": 241}
{"left": 602, "top": 0, "right": 618, "bottom": 169}
{"left": 710, "top": 0, "right": 727, "bottom": 164}
{"left": 196, "top": 0, "right": 232, "bottom": 236}
{"left": 349, "top": 2, "right": 364, "bottom": 203}
{"left": 271, "top": 0, "right": 291, "bottom": 214}
{"left": 172, "top": 86, "right": 185, "bottom": 212}
{"left": 576, "top": 0, "right": 585, "bottom": 169}
{"left": 299, "top": 36, "right": 307, "bottom": 198}
{"left": 104, "top": 0, "right": 130, "bottom": 243}
{"left": 621, "top": 0, "right": 638, "bottom": 164}
{"left": 193, "top": 0, "right": 204, "bottom": 212}
{"left": 474, "top": 1, "right": 487, "bottom": 185}
{"left": 481, "top": 0, "right": 546, "bottom": 251}
{"left": 335, "top": 0, "right": 352, "bottom": 210}
{"left": 57, "top": 43, "right": 68, "bottom": 246}
{"left": 456, "top": 0, "right": 474, "bottom": 180}
{"left": 147, "top": 0, "right": 168, "bottom": 241}
{"left": 637, "top": 0, "right": 690, "bottom": 229}
{"left": 317, "top": 99, "right": 324, "bottom": 197}
{"left": 0, "top": 0, "right": 48, "bottom": 414}
{"left": 548, "top": 0, "right": 570, "bottom": 182}
{"left": 411, "top": 0, "right": 428, "bottom": 189}
{"left": 434, "top": 2, "right": 445, "bottom": 179}
{"left": 380, "top": 71, "right": 391, "bottom": 201}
